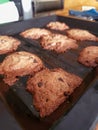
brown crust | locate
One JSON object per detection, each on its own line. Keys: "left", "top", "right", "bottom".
{"left": 20, "top": 28, "right": 51, "bottom": 40}
{"left": 27, "top": 68, "right": 82, "bottom": 117}
{"left": 66, "top": 28, "right": 98, "bottom": 41}
{"left": 40, "top": 33, "right": 78, "bottom": 53}
{"left": 0, "top": 35, "right": 21, "bottom": 54}
{"left": 78, "top": 46, "right": 98, "bottom": 67}
{"left": 0, "top": 51, "right": 44, "bottom": 85}
{"left": 46, "top": 21, "right": 69, "bottom": 31}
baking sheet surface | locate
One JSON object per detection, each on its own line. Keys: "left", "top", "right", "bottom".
{"left": 0, "top": 15, "right": 98, "bottom": 130}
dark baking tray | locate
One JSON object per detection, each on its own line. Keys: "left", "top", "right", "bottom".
{"left": 0, "top": 15, "right": 98, "bottom": 130}
{"left": 0, "top": 98, "right": 22, "bottom": 130}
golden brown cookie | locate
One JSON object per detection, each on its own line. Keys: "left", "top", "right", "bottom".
{"left": 0, "top": 51, "right": 44, "bottom": 85}
{"left": 46, "top": 21, "right": 69, "bottom": 31}
{"left": 78, "top": 46, "right": 98, "bottom": 67}
{"left": 0, "top": 35, "right": 21, "bottom": 54}
{"left": 40, "top": 33, "right": 78, "bottom": 53}
{"left": 20, "top": 28, "right": 51, "bottom": 40}
{"left": 66, "top": 28, "right": 98, "bottom": 41}
{"left": 27, "top": 68, "right": 82, "bottom": 117}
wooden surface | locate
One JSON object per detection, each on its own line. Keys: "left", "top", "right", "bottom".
{"left": 56, "top": 0, "right": 98, "bottom": 16}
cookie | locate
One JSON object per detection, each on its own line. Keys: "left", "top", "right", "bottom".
{"left": 46, "top": 21, "right": 69, "bottom": 31}
{"left": 66, "top": 28, "right": 98, "bottom": 41}
{"left": 20, "top": 28, "right": 51, "bottom": 40}
{"left": 27, "top": 68, "right": 82, "bottom": 117}
{"left": 78, "top": 46, "right": 98, "bottom": 67}
{"left": 40, "top": 33, "right": 78, "bottom": 53}
{"left": 0, "top": 51, "right": 44, "bottom": 85}
{"left": 0, "top": 35, "right": 21, "bottom": 54}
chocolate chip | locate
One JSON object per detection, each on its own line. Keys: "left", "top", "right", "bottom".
{"left": 95, "top": 57, "right": 98, "bottom": 64}
{"left": 67, "top": 83, "right": 71, "bottom": 87}
{"left": 46, "top": 99, "right": 49, "bottom": 102}
{"left": 87, "top": 51, "right": 90, "bottom": 54}
{"left": 38, "top": 82, "right": 43, "bottom": 87}
{"left": 58, "top": 77, "right": 64, "bottom": 82}
{"left": 85, "top": 60, "right": 89, "bottom": 63}
{"left": 64, "top": 92, "right": 69, "bottom": 97}
{"left": 33, "top": 59, "right": 38, "bottom": 63}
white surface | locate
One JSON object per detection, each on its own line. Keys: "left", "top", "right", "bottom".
{"left": 82, "top": 6, "right": 96, "bottom": 11}
{"left": 0, "top": 2, "right": 19, "bottom": 24}
{"left": 21, "top": 0, "right": 33, "bottom": 20}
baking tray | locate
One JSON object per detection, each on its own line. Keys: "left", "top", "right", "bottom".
{"left": 0, "top": 98, "right": 22, "bottom": 130}
{"left": 0, "top": 15, "right": 98, "bottom": 130}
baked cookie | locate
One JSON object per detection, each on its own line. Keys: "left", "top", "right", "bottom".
{"left": 20, "top": 28, "right": 51, "bottom": 40}
{"left": 66, "top": 28, "right": 98, "bottom": 41}
{"left": 46, "top": 21, "right": 69, "bottom": 31}
{"left": 27, "top": 68, "right": 82, "bottom": 117}
{"left": 0, "top": 35, "right": 21, "bottom": 55}
{"left": 0, "top": 51, "right": 44, "bottom": 85}
{"left": 40, "top": 33, "right": 78, "bottom": 53}
{"left": 78, "top": 46, "right": 98, "bottom": 67}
